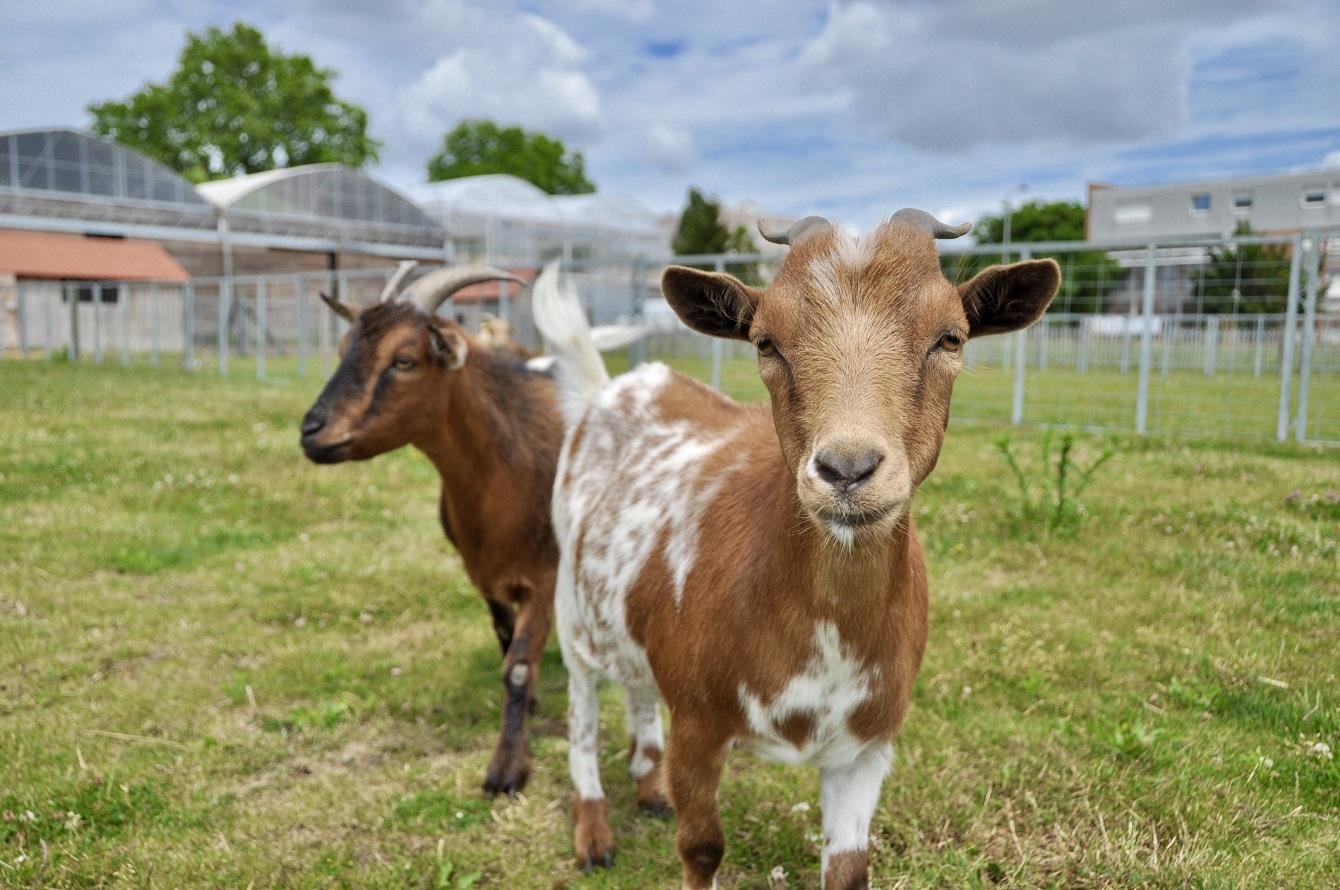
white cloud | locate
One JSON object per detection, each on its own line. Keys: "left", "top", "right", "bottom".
{"left": 2, "top": 0, "right": 1337, "bottom": 227}
{"left": 642, "top": 124, "right": 696, "bottom": 172}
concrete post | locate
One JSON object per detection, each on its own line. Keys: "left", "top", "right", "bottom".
{"left": 1276, "top": 236, "right": 1302, "bottom": 441}
{"left": 1135, "top": 245, "right": 1157, "bottom": 434}
{"left": 1294, "top": 238, "right": 1321, "bottom": 442}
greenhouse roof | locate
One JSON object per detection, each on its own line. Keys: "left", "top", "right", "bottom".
{"left": 198, "top": 164, "right": 442, "bottom": 233}
{"left": 0, "top": 128, "right": 211, "bottom": 211}
{"left": 409, "top": 174, "right": 662, "bottom": 233}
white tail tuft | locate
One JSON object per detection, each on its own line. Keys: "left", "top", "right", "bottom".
{"left": 532, "top": 260, "right": 610, "bottom": 427}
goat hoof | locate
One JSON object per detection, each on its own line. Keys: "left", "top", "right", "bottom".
{"left": 573, "top": 798, "right": 615, "bottom": 874}
{"left": 483, "top": 752, "right": 531, "bottom": 797}
{"left": 580, "top": 851, "right": 615, "bottom": 874}
{"left": 637, "top": 796, "right": 673, "bottom": 819}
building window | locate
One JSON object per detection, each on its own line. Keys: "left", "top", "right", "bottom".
{"left": 1232, "top": 193, "right": 1252, "bottom": 214}
{"left": 62, "top": 283, "right": 120, "bottom": 304}
{"left": 1302, "top": 187, "right": 1326, "bottom": 208}
{"left": 1190, "top": 193, "right": 1211, "bottom": 215}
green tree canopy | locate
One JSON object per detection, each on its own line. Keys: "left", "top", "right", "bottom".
{"left": 672, "top": 188, "right": 761, "bottom": 283}
{"left": 1199, "top": 222, "right": 1293, "bottom": 314}
{"left": 427, "top": 120, "right": 595, "bottom": 195}
{"left": 89, "top": 23, "right": 379, "bottom": 183}
{"left": 946, "top": 200, "right": 1125, "bottom": 313}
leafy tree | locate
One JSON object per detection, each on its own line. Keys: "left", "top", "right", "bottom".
{"left": 672, "top": 188, "right": 761, "bottom": 283}
{"left": 427, "top": 120, "right": 594, "bottom": 195}
{"left": 944, "top": 200, "right": 1125, "bottom": 313}
{"left": 1198, "top": 223, "right": 1294, "bottom": 314}
{"left": 672, "top": 188, "right": 730, "bottom": 255}
{"left": 89, "top": 23, "right": 379, "bottom": 182}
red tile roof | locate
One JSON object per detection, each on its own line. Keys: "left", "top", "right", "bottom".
{"left": 0, "top": 229, "right": 190, "bottom": 282}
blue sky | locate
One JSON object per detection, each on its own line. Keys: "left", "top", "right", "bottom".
{"left": 5, "top": 0, "right": 1339, "bottom": 227}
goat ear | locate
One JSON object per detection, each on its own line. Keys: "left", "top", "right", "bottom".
{"left": 660, "top": 265, "right": 760, "bottom": 341}
{"left": 427, "top": 322, "right": 468, "bottom": 370}
{"left": 958, "top": 259, "right": 1060, "bottom": 338}
{"left": 319, "top": 292, "right": 358, "bottom": 322}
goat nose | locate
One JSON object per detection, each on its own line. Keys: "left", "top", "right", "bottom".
{"left": 300, "top": 414, "right": 325, "bottom": 438}
{"left": 813, "top": 447, "right": 883, "bottom": 492}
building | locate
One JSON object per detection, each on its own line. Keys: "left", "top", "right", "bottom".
{"left": 1087, "top": 169, "right": 1340, "bottom": 241}
{"left": 0, "top": 127, "right": 455, "bottom": 353}
{"left": 409, "top": 174, "right": 667, "bottom": 267}
{"left": 0, "top": 128, "right": 449, "bottom": 280}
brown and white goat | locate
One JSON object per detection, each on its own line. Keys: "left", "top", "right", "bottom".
{"left": 534, "top": 212, "right": 1059, "bottom": 887}
{"left": 299, "top": 263, "right": 563, "bottom": 795}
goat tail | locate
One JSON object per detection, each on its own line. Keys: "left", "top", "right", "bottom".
{"left": 532, "top": 260, "right": 609, "bottom": 427}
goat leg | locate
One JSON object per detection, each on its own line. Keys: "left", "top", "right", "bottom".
{"left": 667, "top": 716, "right": 731, "bottom": 890}
{"left": 483, "top": 587, "right": 551, "bottom": 796}
{"left": 485, "top": 598, "right": 515, "bottom": 656}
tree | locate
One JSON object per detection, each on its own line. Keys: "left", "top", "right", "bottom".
{"left": 89, "top": 23, "right": 379, "bottom": 183}
{"left": 672, "top": 188, "right": 761, "bottom": 283}
{"left": 672, "top": 188, "right": 730, "bottom": 255}
{"left": 945, "top": 200, "right": 1125, "bottom": 313}
{"left": 1199, "top": 223, "right": 1293, "bottom": 314}
{"left": 426, "top": 120, "right": 595, "bottom": 195}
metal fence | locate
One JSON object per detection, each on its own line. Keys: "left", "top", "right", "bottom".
{"left": 2, "top": 232, "right": 1336, "bottom": 445}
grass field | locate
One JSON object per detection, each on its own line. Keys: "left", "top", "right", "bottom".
{"left": 2, "top": 357, "right": 1338, "bottom": 888}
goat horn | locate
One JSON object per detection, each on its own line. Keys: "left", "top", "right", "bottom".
{"left": 757, "top": 215, "right": 832, "bottom": 246}
{"left": 399, "top": 264, "right": 525, "bottom": 316}
{"left": 891, "top": 208, "right": 972, "bottom": 240}
{"left": 379, "top": 260, "right": 420, "bottom": 302}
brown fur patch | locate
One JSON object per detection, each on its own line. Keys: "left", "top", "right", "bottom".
{"left": 824, "top": 849, "right": 869, "bottom": 890}
{"left": 572, "top": 796, "right": 614, "bottom": 868}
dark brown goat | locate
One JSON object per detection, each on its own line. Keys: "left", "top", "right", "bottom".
{"left": 299, "top": 264, "right": 563, "bottom": 795}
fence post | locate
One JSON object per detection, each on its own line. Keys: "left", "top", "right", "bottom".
{"left": 92, "top": 284, "right": 103, "bottom": 364}
{"left": 42, "top": 283, "right": 52, "bottom": 359}
{"left": 1253, "top": 314, "right": 1264, "bottom": 378}
{"left": 14, "top": 281, "right": 28, "bottom": 357}
{"left": 256, "top": 278, "right": 267, "bottom": 382}
{"left": 1202, "top": 316, "right": 1218, "bottom": 377}
{"left": 93, "top": 286, "right": 104, "bottom": 367}
{"left": 67, "top": 282, "right": 80, "bottom": 361}
{"left": 1294, "top": 237, "right": 1321, "bottom": 442}
{"left": 629, "top": 257, "right": 645, "bottom": 368}
{"left": 182, "top": 281, "right": 195, "bottom": 371}
{"left": 219, "top": 278, "right": 231, "bottom": 376}
{"left": 1010, "top": 247, "right": 1031, "bottom": 425}
{"left": 1159, "top": 313, "right": 1173, "bottom": 376}
{"left": 1276, "top": 235, "right": 1302, "bottom": 441}
{"left": 120, "top": 283, "right": 131, "bottom": 367}
{"left": 1134, "top": 245, "right": 1157, "bottom": 434}
{"left": 150, "top": 282, "right": 161, "bottom": 368}
{"left": 318, "top": 279, "right": 332, "bottom": 374}
{"left": 1038, "top": 316, "right": 1049, "bottom": 370}
{"left": 710, "top": 256, "right": 725, "bottom": 390}
{"left": 296, "top": 275, "right": 308, "bottom": 378}
{"left": 1077, "top": 317, "right": 1089, "bottom": 373}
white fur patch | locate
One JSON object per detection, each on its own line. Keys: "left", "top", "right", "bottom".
{"left": 625, "top": 689, "right": 664, "bottom": 780}
{"left": 554, "top": 363, "right": 743, "bottom": 690}
{"left": 819, "top": 741, "right": 892, "bottom": 879}
{"left": 808, "top": 225, "right": 876, "bottom": 305}
{"left": 740, "top": 621, "right": 878, "bottom": 768}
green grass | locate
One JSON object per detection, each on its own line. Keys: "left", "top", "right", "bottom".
{"left": 1, "top": 357, "right": 1338, "bottom": 888}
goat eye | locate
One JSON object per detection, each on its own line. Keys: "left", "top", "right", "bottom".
{"left": 756, "top": 337, "right": 776, "bottom": 357}
{"left": 392, "top": 356, "right": 416, "bottom": 371}
{"left": 936, "top": 332, "right": 963, "bottom": 353}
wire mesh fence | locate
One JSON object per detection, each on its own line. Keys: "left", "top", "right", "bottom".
{"left": 3, "top": 232, "right": 1336, "bottom": 445}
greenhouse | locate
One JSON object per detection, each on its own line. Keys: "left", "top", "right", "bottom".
{"left": 410, "top": 174, "right": 668, "bottom": 267}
